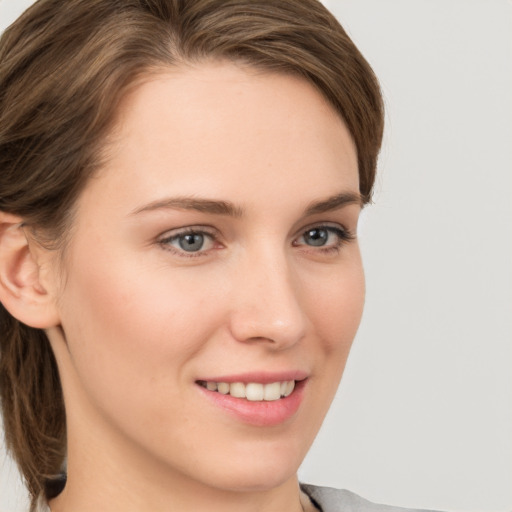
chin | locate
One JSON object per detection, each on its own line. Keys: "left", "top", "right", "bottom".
{"left": 204, "top": 464, "right": 299, "bottom": 494}
{"left": 194, "top": 438, "right": 308, "bottom": 493}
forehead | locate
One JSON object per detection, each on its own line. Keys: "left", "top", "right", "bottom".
{"left": 83, "top": 62, "right": 359, "bottom": 215}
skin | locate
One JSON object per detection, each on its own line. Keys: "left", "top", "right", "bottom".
{"left": 33, "top": 61, "right": 365, "bottom": 512}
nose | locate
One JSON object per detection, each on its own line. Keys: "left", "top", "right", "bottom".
{"left": 227, "top": 248, "right": 307, "bottom": 350}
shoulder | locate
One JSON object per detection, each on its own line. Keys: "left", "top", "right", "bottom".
{"left": 300, "top": 484, "right": 441, "bottom": 512}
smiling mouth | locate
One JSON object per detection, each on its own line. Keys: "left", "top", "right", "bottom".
{"left": 197, "top": 380, "right": 295, "bottom": 401}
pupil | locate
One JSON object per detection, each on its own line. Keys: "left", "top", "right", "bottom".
{"left": 306, "top": 228, "right": 328, "bottom": 246}
{"left": 179, "top": 233, "right": 204, "bottom": 252}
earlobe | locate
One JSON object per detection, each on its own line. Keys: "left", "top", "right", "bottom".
{"left": 0, "top": 213, "right": 60, "bottom": 328}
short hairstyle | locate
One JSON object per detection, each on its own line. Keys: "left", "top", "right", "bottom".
{"left": 0, "top": 0, "right": 384, "bottom": 509}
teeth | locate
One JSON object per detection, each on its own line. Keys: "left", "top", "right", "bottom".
{"left": 201, "top": 380, "right": 296, "bottom": 401}
{"left": 263, "top": 382, "right": 281, "bottom": 401}
{"left": 229, "top": 382, "right": 245, "bottom": 398}
{"left": 206, "top": 381, "right": 218, "bottom": 391}
{"left": 246, "top": 383, "right": 264, "bottom": 401}
{"left": 217, "top": 382, "right": 230, "bottom": 394}
{"left": 283, "top": 380, "right": 294, "bottom": 397}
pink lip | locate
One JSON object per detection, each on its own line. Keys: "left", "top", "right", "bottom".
{"left": 198, "top": 370, "right": 308, "bottom": 384}
{"left": 196, "top": 373, "right": 308, "bottom": 427}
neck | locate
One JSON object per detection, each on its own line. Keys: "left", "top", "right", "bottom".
{"left": 50, "top": 470, "right": 306, "bottom": 512}
{"left": 50, "top": 415, "right": 306, "bottom": 512}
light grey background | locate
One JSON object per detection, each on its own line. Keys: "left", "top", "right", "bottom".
{"left": 1, "top": 1, "right": 511, "bottom": 511}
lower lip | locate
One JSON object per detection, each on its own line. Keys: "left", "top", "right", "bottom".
{"left": 196, "top": 380, "right": 306, "bottom": 427}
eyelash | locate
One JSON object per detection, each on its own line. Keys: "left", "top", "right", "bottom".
{"left": 158, "top": 227, "right": 219, "bottom": 258}
{"left": 293, "top": 225, "right": 355, "bottom": 255}
{"left": 158, "top": 224, "right": 355, "bottom": 258}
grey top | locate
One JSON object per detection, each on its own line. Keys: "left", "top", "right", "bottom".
{"left": 301, "top": 484, "right": 439, "bottom": 512}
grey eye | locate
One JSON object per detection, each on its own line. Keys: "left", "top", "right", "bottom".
{"left": 178, "top": 233, "right": 205, "bottom": 252}
{"left": 160, "top": 229, "right": 216, "bottom": 256}
{"left": 303, "top": 228, "right": 329, "bottom": 246}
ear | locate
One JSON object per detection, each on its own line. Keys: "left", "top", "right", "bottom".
{"left": 0, "top": 212, "right": 60, "bottom": 328}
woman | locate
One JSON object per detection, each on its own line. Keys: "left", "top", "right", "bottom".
{"left": 0, "top": 0, "right": 404, "bottom": 511}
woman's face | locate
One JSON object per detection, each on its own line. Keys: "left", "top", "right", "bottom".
{"left": 49, "top": 62, "right": 364, "bottom": 493}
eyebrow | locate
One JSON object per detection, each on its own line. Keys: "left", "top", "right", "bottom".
{"left": 131, "top": 191, "right": 362, "bottom": 217}
{"left": 132, "top": 196, "right": 244, "bottom": 217}
{"left": 304, "top": 191, "right": 363, "bottom": 215}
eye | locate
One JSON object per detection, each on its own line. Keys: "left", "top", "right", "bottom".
{"left": 159, "top": 229, "right": 216, "bottom": 255}
{"left": 176, "top": 233, "right": 206, "bottom": 252}
{"left": 294, "top": 225, "right": 353, "bottom": 251}
{"left": 303, "top": 227, "right": 331, "bottom": 247}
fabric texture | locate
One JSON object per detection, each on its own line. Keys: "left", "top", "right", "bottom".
{"left": 301, "top": 484, "right": 440, "bottom": 512}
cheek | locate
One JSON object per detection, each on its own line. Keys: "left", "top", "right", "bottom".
{"left": 301, "top": 255, "right": 365, "bottom": 407}
{"left": 57, "top": 252, "right": 218, "bottom": 403}
{"left": 307, "top": 259, "right": 365, "bottom": 351}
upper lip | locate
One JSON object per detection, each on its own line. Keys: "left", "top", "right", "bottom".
{"left": 197, "top": 370, "right": 309, "bottom": 384}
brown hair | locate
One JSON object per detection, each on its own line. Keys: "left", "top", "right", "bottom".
{"left": 0, "top": 0, "right": 384, "bottom": 509}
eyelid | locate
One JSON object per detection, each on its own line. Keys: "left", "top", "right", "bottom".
{"left": 158, "top": 225, "right": 218, "bottom": 240}
{"left": 155, "top": 222, "right": 355, "bottom": 258}
{"left": 294, "top": 221, "right": 354, "bottom": 240}
{"left": 157, "top": 225, "right": 221, "bottom": 257}
{"left": 292, "top": 222, "right": 356, "bottom": 250}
